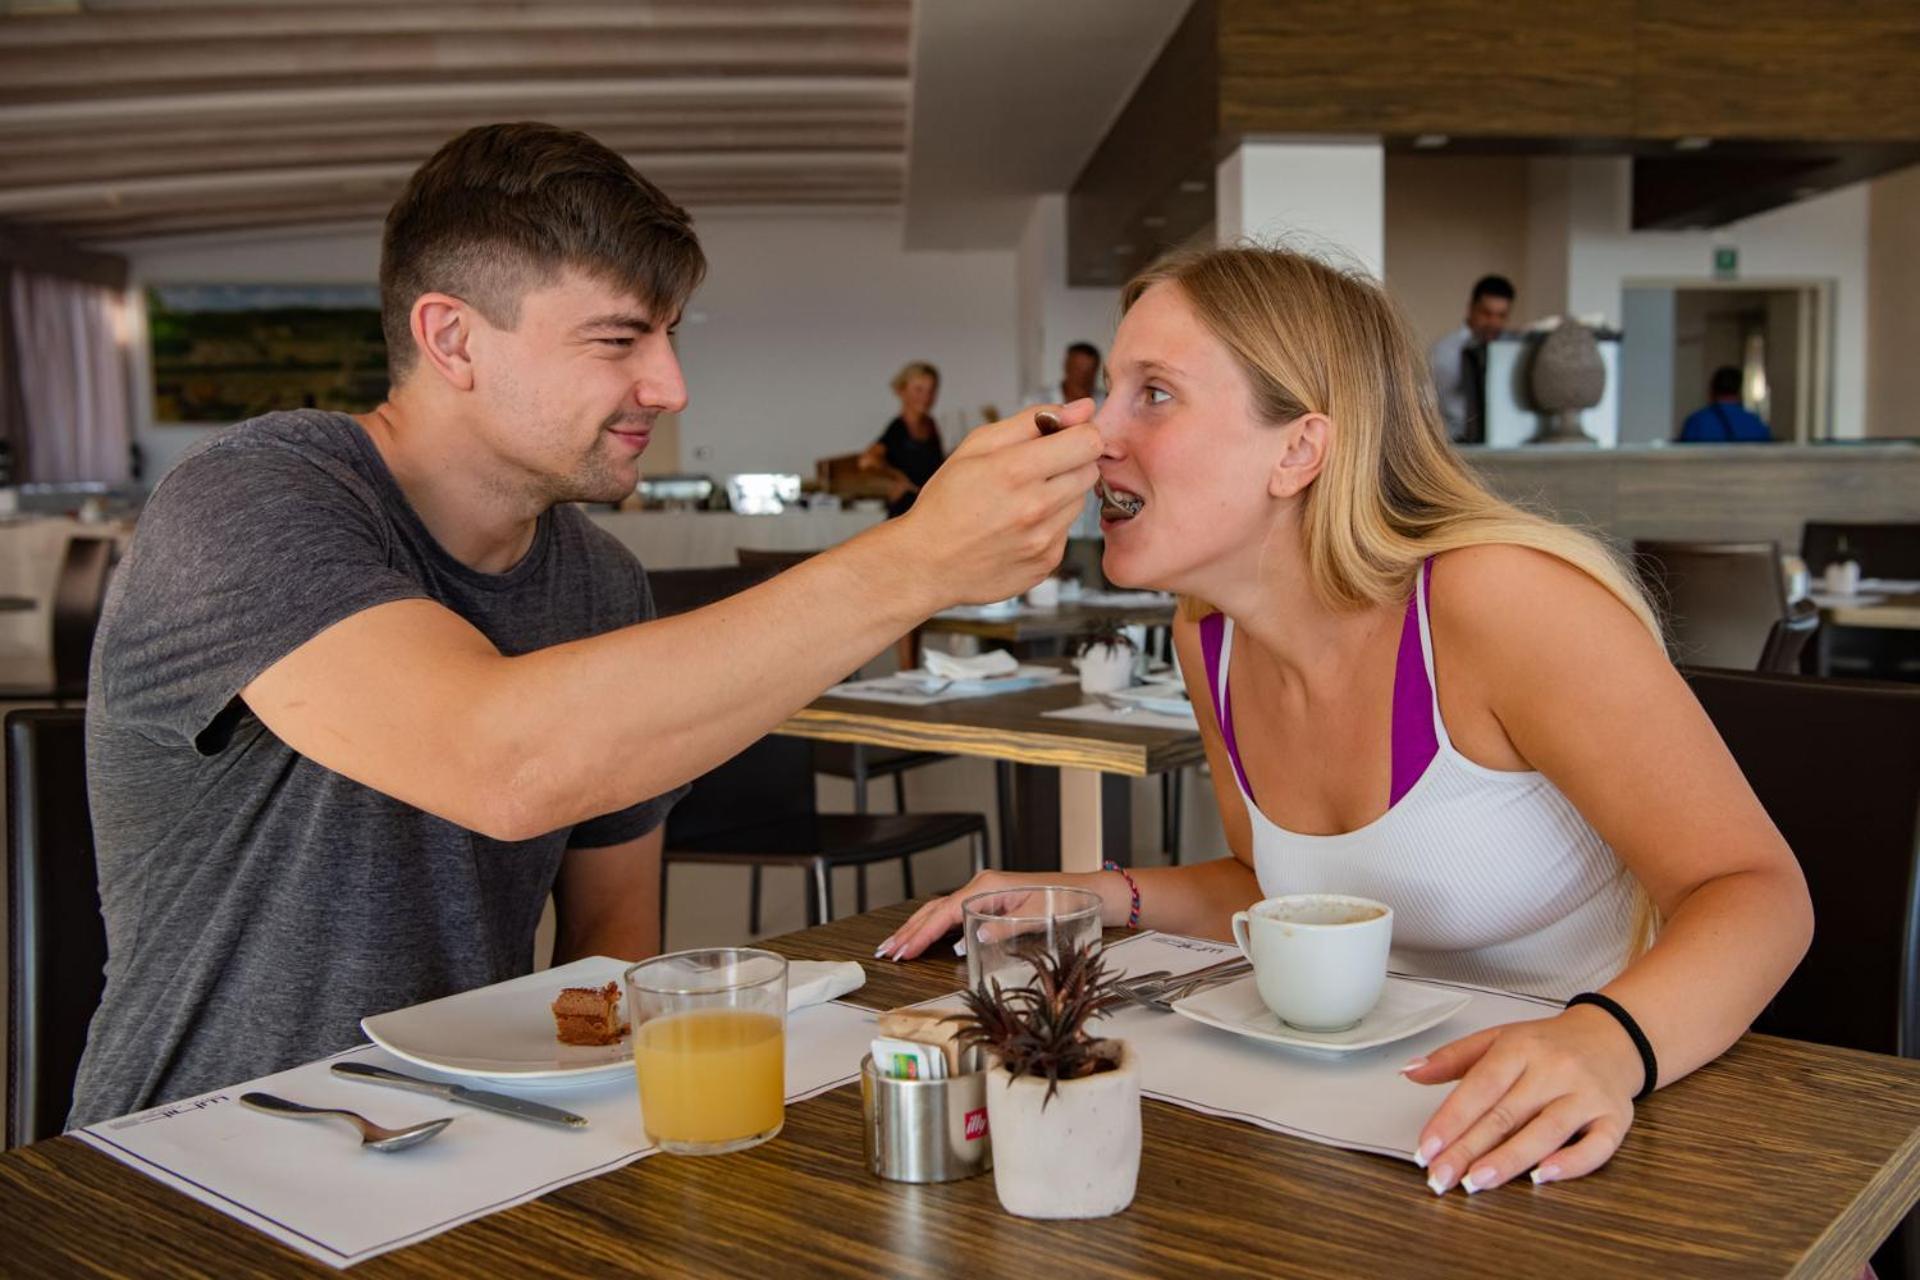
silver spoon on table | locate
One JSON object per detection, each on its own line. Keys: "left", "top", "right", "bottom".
{"left": 240, "top": 1092, "right": 454, "bottom": 1152}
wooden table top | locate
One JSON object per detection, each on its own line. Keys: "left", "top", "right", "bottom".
{"left": 1821, "top": 590, "right": 1920, "bottom": 631}
{"left": 919, "top": 598, "right": 1176, "bottom": 641}
{"left": 778, "top": 671, "right": 1204, "bottom": 776}
{"left": 5, "top": 904, "right": 1919, "bottom": 1278}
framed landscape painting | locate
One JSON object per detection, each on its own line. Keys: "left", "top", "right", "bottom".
{"left": 147, "top": 283, "right": 388, "bottom": 423}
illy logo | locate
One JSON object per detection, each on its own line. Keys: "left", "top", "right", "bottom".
{"left": 963, "top": 1108, "right": 988, "bottom": 1141}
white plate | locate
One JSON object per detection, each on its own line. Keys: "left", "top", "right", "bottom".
{"left": 1170, "top": 974, "right": 1473, "bottom": 1054}
{"left": 1104, "top": 681, "right": 1195, "bottom": 719}
{"left": 361, "top": 956, "right": 637, "bottom": 1088}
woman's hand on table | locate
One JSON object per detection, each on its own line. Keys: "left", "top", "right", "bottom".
{"left": 1402, "top": 1003, "right": 1644, "bottom": 1194}
{"left": 875, "top": 870, "right": 1119, "bottom": 961}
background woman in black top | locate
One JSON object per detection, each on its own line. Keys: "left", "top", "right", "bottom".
{"left": 859, "top": 360, "right": 945, "bottom": 516}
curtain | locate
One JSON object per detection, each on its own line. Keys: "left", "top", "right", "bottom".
{"left": 7, "top": 269, "right": 133, "bottom": 485}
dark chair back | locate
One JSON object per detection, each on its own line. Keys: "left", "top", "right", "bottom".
{"left": 50, "top": 537, "right": 114, "bottom": 699}
{"left": 646, "top": 564, "right": 779, "bottom": 618}
{"left": 1757, "top": 598, "right": 1820, "bottom": 674}
{"left": 1682, "top": 668, "right": 1920, "bottom": 1059}
{"left": 5, "top": 708, "right": 103, "bottom": 1148}
{"left": 1635, "top": 540, "right": 1789, "bottom": 671}
{"left": 648, "top": 564, "right": 814, "bottom": 842}
{"left": 1802, "top": 521, "right": 1920, "bottom": 579}
{"left": 735, "top": 547, "right": 818, "bottom": 572}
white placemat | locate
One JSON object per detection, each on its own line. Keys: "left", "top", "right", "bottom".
{"left": 75, "top": 1000, "right": 880, "bottom": 1270}
{"left": 826, "top": 668, "right": 1075, "bottom": 706}
{"left": 1043, "top": 702, "right": 1198, "bottom": 731}
{"left": 911, "top": 932, "right": 1559, "bottom": 1162}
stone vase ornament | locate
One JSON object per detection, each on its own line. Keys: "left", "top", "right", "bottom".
{"left": 984, "top": 1040, "right": 1141, "bottom": 1219}
{"left": 1076, "top": 640, "right": 1134, "bottom": 693}
{"left": 1528, "top": 319, "right": 1605, "bottom": 445}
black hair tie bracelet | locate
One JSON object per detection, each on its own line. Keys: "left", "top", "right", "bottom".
{"left": 1566, "top": 991, "right": 1658, "bottom": 1101}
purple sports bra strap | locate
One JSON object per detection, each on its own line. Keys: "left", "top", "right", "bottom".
{"left": 1389, "top": 560, "right": 1440, "bottom": 805}
{"left": 1201, "top": 559, "right": 1438, "bottom": 813}
{"left": 1197, "top": 611, "right": 1255, "bottom": 801}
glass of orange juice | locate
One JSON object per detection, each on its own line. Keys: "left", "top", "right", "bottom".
{"left": 624, "top": 948, "right": 788, "bottom": 1155}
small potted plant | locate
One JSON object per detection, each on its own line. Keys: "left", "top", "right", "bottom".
{"left": 1074, "top": 622, "right": 1136, "bottom": 694}
{"left": 947, "top": 942, "right": 1141, "bottom": 1219}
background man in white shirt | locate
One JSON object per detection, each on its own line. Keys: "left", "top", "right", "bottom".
{"left": 1429, "top": 275, "right": 1515, "bottom": 443}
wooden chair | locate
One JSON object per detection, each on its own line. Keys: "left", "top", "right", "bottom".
{"left": 1683, "top": 666, "right": 1920, "bottom": 1278}
{"left": 1634, "top": 540, "right": 1812, "bottom": 673}
{"left": 5, "top": 708, "right": 103, "bottom": 1148}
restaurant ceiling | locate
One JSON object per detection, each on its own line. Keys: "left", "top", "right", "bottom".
{"left": 0, "top": 0, "right": 913, "bottom": 244}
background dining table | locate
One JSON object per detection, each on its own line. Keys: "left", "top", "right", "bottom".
{"left": 1813, "top": 589, "right": 1920, "bottom": 676}
{"left": 776, "top": 663, "right": 1204, "bottom": 871}
{"left": 3, "top": 903, "right": 1917, "bottom": 1278}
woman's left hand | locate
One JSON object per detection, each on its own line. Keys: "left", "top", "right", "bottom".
{"left": 1402, "top": 1004, "right": 1644, "bottom": 1194}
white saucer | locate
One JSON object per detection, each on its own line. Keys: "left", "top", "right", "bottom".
{"left": 361, "top": 957, "right": 636, "bottom": 1088}
{"left": 1170, "top": 974, "right": 1473, "bottom": 1054}
{"left": 1103, "top": 681, "right": 1195, "bottom": 720}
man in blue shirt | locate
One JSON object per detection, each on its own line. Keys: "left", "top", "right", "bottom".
{"left": 1679, "top": 366, "right": 1773, "bottom": 442}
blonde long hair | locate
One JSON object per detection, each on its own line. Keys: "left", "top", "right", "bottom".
{"left": 1125, "top": 243, "right": 1660, "bottom": 954}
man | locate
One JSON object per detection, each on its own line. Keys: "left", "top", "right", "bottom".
{"left": 1679, "top": 366, "right": 1772, "bottom": 442}
{"left": 1429, "top": 275, "right": 1515, "bottom": 443}
{"left": 1060, "top": 341, "right": 1102, "bottom": 406}
{"left": 71, "top": 124, "right": 1101, "bottom": 1125}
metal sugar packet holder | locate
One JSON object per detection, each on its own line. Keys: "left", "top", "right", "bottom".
{"left": 859, "top": 1046, "right": 993, "bottom": 1184}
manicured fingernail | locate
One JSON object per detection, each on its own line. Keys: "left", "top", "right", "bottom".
{"left": 1400, "top": 1056, "right": 1428, "bottom": 1074}
{"left": 1530, "top": 1164, "right": 1560, "bottom": 1186}
{"left": 1414, "top": 1136, "right": 1442, "bottom": 1169}
{"left": 1463, "top": 1166, "right": 1496, "bottom": 1194}
{"left": 1428, "top": 1164, "right": 1455, "bottom": 1195}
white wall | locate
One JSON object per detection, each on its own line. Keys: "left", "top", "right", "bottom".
{"left": 1217, "top": 140, "right": 1384, "bottom": 279}
{"left": 1543, "top": 157, "right": 1871, "bottom": 438}
{"left": 674, "top": 210, "right": 1019, "bottom": 476}
{"left": 115, "top": 210, "right": 1025, "bottom": 482}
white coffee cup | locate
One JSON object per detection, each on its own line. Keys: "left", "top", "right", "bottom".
{"left": 1230, "top": 894, "right": 1393, "bottom": 1031}
{"left": 1026, "top": 577, "right": 1061, "bottom": 609}
{"left": 1824, "top": 560, "right": 1861, "bottom": 596}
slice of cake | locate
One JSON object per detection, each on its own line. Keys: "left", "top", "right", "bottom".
{"left": 552, "top": 982, "right": 627, "bottom": 1046}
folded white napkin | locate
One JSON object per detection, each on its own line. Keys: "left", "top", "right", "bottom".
{"left": 787, "top": 960, "right": 866, "bottom": 1011}
{"left": 921, "top": 649, "right": 1020, "bottom": 681}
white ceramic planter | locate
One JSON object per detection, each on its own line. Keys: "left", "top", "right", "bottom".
{"left": 985, "top": 1041, "right": 1140, "bottom": 1219}
{"left": 1075, "top": 642, "right": 1135, "bottom": 694}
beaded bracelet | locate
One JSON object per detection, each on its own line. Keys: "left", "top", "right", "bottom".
{"left": 1101, "top": 860, "right": 1141, "bottom": 930}
{"left": 1566, "top": 991, "right": 1658, "bottom": 1100}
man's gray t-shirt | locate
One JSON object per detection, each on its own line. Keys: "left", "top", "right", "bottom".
{"left": 71, "top": 410, "right": 680, "bottom": 1126}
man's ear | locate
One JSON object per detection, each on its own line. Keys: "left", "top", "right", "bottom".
{"left": 408, "top": 292, "right": 476, "bottom": 392}
{"left": 1268, "top": 413, "right": 1331, "bottom": 500}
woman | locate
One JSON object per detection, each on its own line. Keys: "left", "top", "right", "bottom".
{"left": 859, "top": 361, "right": 946, "bottom": 517}
{"left": 879, "top": 246, "right": 1811, "bottom": 1197}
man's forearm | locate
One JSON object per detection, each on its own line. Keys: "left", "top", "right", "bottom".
{"left": 487, "top": 520, "right": 941, "bottom": 837}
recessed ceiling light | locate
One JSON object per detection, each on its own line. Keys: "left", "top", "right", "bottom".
{"left": 1413, "top": 134, "right": 1449, "bottom": 149}
{"left": 1674, "top": 137, "right": 1713, "bottom": 151}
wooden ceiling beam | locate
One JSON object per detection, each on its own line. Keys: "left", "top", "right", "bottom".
{"left": 0, "top": 76, "right": 910, "bottom": 135}
{"left": 0, "top": 125, "right": 908, "bottom": 186}
{"left": 1, "top": 2, "right": 908, "bottom": 45}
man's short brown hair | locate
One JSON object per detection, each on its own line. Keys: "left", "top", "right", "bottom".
{"left": 380, "top": 122, "right": 706, "bottom": 382}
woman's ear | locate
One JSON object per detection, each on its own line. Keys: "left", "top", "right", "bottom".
{"left": 1268, "top": 413, "right": 1331, "bottom": 499}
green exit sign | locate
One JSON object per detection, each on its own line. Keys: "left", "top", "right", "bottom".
{"left": 1713, "top": 246, "right": 1739, "bottom": 279}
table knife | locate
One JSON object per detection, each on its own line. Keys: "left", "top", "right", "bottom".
{"left": 331, "top": 1062, "right": 588, "bottom": 1129}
